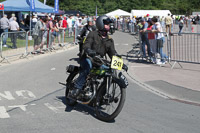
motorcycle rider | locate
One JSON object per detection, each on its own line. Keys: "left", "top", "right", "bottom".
{"left": 77, "top": 17, "right": 96, "bottom": 56}
{"left": 72, "top": 15, "right": 128, "bottom": 97}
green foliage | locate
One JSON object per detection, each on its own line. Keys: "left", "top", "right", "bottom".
{"left": 2, "top": 0, "right": 200, "bottom": 15}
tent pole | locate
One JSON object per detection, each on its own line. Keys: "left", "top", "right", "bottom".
{"left": 30, "top": 11, "right": 32, "bottom": 35}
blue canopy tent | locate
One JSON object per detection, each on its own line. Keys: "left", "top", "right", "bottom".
{"left": 1, "top": 0, "right": 55, "bottom": 31}
{"left": 1, "top": 0, "right": 54, "bottom": 13}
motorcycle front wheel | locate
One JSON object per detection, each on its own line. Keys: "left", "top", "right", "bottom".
{"left": 95, "top": 80, "right": 126, "bottom": 122}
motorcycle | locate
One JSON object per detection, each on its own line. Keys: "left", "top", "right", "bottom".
{"left": 65, "top": 55, "right": 128, "bottom": 122}
{"left": 110, "top": 23, "right": 115, "bottom": 35}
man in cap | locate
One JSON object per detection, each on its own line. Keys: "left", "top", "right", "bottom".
{"left": 139, "top": 18, "right": 152, "bottom": 59}
{"left": 9, "top": 17, "right": 19, "bottom": 49}
{"left": 0, "top": 14, "right": 10, "bottom": 47}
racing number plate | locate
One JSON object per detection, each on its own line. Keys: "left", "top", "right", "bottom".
{"left": 111, "top": 56, "right": 123, "bottom": 70}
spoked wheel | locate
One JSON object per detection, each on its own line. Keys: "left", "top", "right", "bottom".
{"left": 95, "top": 80, "right": 126, "bottom": 122}
{"left": 65, "top": 72, "right": 79, "bottom": 106}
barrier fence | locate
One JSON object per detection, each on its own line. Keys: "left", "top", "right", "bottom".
{"left": 0, "top": 27, "right": 81, "bottom": 63}
{"left": 0, "top": 31, "right": 27, "bottom": 62}
{"left": 117, "top": 21, "right": 200, "bottom": 68}
{"left": 170, "top": 33, "right": 200, "bottom": 67}
{"left": 115, "top": 20, "right": 200, "bottom": 34}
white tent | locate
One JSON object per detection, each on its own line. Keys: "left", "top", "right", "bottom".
{"left": 131, "top": 10, "right": 171, "bottom": 18}
{"left": 106, "top": 9, "right": 131, "bottom": 17}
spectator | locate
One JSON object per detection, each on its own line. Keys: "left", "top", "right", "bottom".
{"left": 32, "top": 15, "right": 37, "bottom": 29}
{"left": 139, "top": 18, "right": 152, "bottom": 59}
{"left": 56, "top": 17, "right": 65, "bottom": 46}
{"left": 39, "top": 17, "right": 48, "bottom": 53}
{"left": 46, "top": 16, "right": 57, "bottom": 48}
{"left": 178, "top": 16, "right": 184, "bottom": 36}
{"left": 151, "top": 17, "right": 168, "bottom": 65}
{"left": 32, "top": 17, "right": 45, "bottom": 54}
{"left": 195, "top": 14, "right": 199, "bottom": 24}
{"left": 61, "top": 16, "right": 68, "bottom": 31}
{"left": 160, "top": 16, "right": 165, "bottom": 28}
{"left": 9, "top": 17, "right": 19, "bottom": 49}
{"left": 52, "top": 18, "right": 59, "bottom": 47}
{"left": 0, "top": 14, "right": 10, "bottom": 47}
{"left": 32, "top": 15, "right": 38, "bottom": 23}
{"left": 25, "top": 15, "right": 30, "bottom": 27}
{"left": 165, "top": 13, "right": 172, "bottom": 35}
{"left": 74, "top": 18, "right": 83, "bottom": 43}
{"left": 132, "top": 16, "right": 136, "bottom": 32}
{"left": 67, "top": 16, "right": 73, "bottom": 37}
{"left": 77, "top": 17, "right": 96, "bottom": 55}
{"left": 9, "top": 13, "right": 15, "bottom": 22}
{"left": 171, "top": 15, "right": 175, "bottom": 34}
{"left": 147, "top": 18, "right": 156, "bottom": 63}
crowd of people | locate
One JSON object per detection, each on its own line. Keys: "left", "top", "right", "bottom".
{"left": 1, "top": 12, "right": 199, "bottom": 63}
{"left": 111, "top": 14, "right": 200, "bottom": 65}
{"left": 0, "top": 13, "right": 97, "bottom": 54}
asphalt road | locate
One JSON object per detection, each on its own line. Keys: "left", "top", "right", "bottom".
{"left": 0, "top": 31, "right": 200, "bottom": 133}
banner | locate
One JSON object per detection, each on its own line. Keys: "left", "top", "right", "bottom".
{"left": 0, "top": 3, "right": 4, "bottom": 10}
{"left": 54, "top": 0, "right": 59, "bottom": 13}
{"left": 30, "top": 0, "right": 35, "bottom": 12}
{"left": 95, "top": 6, "right": 97, "bottom": 17}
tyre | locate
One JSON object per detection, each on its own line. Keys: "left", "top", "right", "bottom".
{"left": 65, "top": 72, "right": 79, "bottom": 106}
{"left": 95, "top": 80, "right": 126, "bottom": 122}
{"left": 110, "top": 29, "right": 113, "bottom": 35}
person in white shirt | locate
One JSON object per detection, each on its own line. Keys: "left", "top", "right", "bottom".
{"left": 9, "top": 17, "right": 19, "bottom": 49}
{"left": 74, "top": 18, "right": 83, "bottom": 43}
{"left": 67, "top": 16, "right": 73, "bottom": 37}
{"left": 9, "top": 14, "right": 15, "bottom": 22}
{"left": 32, "top": 15, "right": 38, "bottom": 23}
{"left": 151, "top": 17, "right": 168, "bottom": 65}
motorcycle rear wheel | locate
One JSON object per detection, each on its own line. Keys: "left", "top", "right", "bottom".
{"left": 65, "top": 72, "right": 79, "bottom": 106}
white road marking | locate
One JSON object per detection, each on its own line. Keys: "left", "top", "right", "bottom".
{"left": 16, "top": 90, "right": 36, "bottom": 99}
{"left": 0, "top": 106, "right": 10, "bottom": 118}
{"left": 0, "top": 91, "right": 15, "bottom": 100}
{"left": 123, "top": 44, "right": 129, "bottom": 45}
{"left": 51, "top": 68, "right": 56, "bottom": 71}
{"left": 44, "top": 103, "right": 63, "bottom": 113}
{"left": 131, "top": 65, "right": 151, "bottom": 68}
{"left": 115, "top": 44, "right": 119, "bottom": 45}
{"left": 8, "top": 105, "right": 28, "bottom": 111}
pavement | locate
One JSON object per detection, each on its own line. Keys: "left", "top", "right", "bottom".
{"left": 124, "top": 33, "right": 200, "bottom": 105}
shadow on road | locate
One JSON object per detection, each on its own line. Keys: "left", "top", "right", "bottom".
{"left": 56, "top": 96, "right": 115, "bottom": 123}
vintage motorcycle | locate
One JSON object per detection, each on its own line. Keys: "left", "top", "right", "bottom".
{"left": 65, "top": 55, "right": 128, "bottom": 122}
{"left": 109, "top": 22, "right": 115, "bottom": 35}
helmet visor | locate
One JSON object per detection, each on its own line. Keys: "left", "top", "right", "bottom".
{"left": 103, "top": 17, "right": 112, "bottom": 25}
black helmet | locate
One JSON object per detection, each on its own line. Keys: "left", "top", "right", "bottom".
{"left": 96, "top": 15, "right": 112, "bottom": 30}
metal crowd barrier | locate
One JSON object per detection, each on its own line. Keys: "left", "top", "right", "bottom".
{"left": 115, "top": 21, "right": 137, "bottom": 34}
{"left": 169, "top": 32, "right": 200, "bottom": 68}
{"left": 0, "top": 31, "right": 27, "bottom": 63}
{"left": 0, "top": 27, "right": 80, "bottom": 63}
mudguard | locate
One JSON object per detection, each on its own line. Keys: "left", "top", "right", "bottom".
{"left": 66, "top": 65, "right": 80, "bottom": 73}
{"left": 112, "top": 72, "right": 128, "bottom": 88}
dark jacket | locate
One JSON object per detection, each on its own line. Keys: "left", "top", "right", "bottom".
{"left": 83, "top": 31, "right": 117, "bottom": 59}
{"left": 79, "top": 25, "right": 96, "bottom": 38}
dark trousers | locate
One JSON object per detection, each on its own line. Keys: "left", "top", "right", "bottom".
{"left": 11, "top": 30, "right": 17, "bottom": 48}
